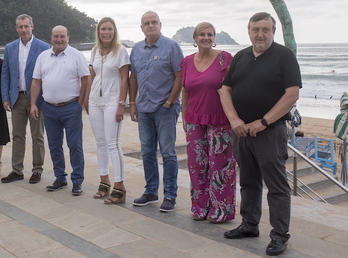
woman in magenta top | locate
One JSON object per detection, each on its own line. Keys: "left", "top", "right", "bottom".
{"left": 180, "top": 22, "right": 237, "bottom": 223}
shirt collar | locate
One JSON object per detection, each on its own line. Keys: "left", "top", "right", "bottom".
{"left": 248, "top": 41, "right": 275, "bottom": 57}
{"left": 20, "top": 35, "right": 34, "bottom": 48}
{"left": 143, "top": 34, "right": 163, "bottom": 49}
{"left": 50, "top": 45, "right": 71, "bottom": 57}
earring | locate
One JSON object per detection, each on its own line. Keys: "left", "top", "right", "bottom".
{"left": 212, "top": 42, "right": 216, "bottom": 48}
{"left": 193, "top": 41, "right": 197, "bottom": 47}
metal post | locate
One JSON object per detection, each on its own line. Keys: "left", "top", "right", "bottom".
{"left": 291, "top": 126, "right": 295, "bottom": 146}
{"left": 342, "top": 139, "right": 347, "bottom": 186}
{"left": 293, "top": 152, "right": 298, "bottom": 196}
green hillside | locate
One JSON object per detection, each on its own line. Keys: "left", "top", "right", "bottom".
{"left": 0, "top": 0, "right": 96, "bottom": 45}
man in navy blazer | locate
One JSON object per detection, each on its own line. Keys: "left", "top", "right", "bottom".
{"left": 1, "top": 14, "right": 49, "bottom": 184}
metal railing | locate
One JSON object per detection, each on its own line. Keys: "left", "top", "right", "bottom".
{"left": 287, "top": 143, "right": 348, "bottom": 203}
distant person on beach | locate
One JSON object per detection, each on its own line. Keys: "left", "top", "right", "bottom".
{"left": 1, "top": 14, "right": 49, "bottom": 184}
{"left": 129, "top": 11, "right": 184, "bottom": 212}
{"left": 0, "top": 58, "right": 10, "bottom": 165}
{"left": 85, "top": 17, "right": 130, "bottom": 204}
{"left": 30, "top": 25, "right": 90, "bottom": 196}
{"left": 180, "top": 22, "right": 237, "bottom": 223}
{"left": 219, "top": 12, "right": 302, "bottom": 256}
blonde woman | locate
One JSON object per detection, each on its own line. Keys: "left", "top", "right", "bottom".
{"left": 86, "top": 17, "right": 130, "bottom": 204}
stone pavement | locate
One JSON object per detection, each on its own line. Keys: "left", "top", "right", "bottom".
{"left": 1, "top": 111, "right": 348, "bottom": 257}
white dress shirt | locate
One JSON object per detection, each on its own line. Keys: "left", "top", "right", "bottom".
{"left": 18, "top": 36, "right": 33, "bottom": 92}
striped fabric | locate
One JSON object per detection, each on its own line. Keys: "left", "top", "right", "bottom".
{"left": 334, "top": 92, "right": 348, "bottom": 140}
{"left": 288, "top": 103, "right": 302, "bottom": 127}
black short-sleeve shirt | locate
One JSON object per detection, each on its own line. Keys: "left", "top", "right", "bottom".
{"left": 223, "top": 42, "right": 302, "bottom": 124}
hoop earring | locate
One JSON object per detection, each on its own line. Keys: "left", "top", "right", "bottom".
{"left": 212, "top": 42, "right": 216, "bottom": 48}
{"left": 193, "top": 41, "right": 197, "bottom": 47}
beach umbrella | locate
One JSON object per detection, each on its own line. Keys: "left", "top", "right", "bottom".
{"left": 333, "top": 92, "right": 348, "bottom": 185}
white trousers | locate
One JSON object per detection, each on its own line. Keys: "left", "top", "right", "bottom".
{"left": 89, "top": 104, "right": 124, "bottom": 182}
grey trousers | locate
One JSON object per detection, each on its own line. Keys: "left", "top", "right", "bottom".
{"left": 232, "top": 123, "right": 291, "bottom": 241}
{"left": 11, "top": 93, "right": 45, "bottom": 174}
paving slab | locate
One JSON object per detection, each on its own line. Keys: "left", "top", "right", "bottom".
{"left": 1, "top": 111, "right": 348, "bottom": 257}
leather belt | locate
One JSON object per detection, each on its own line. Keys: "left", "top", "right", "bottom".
{"left": 46, "top": 97, "right": 79, "bottom": 107}
{"left": 19, "top": 91, "right": 26, "bottom": 94}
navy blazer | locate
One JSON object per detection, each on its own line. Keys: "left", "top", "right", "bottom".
{"left": 1, "top": 36, "right": 49, "bottom": 109}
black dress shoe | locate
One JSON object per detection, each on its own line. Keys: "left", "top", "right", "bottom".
{"left": 72, "top": 183, "right": 82, "bottom": 196}
{"left": 29, "top": 172, "right": 41, "bottom": 184}
{"left": 1, "top": 171, "right": 24, "bottom": 183}
{"left": 46, "top": 180, "right": 67, "bottom": 191}
{"left": 266, "top": 238, "right": 287, "bottom": 256}
{"left": 224, "top": 225, "right": 259, "bottom": 239}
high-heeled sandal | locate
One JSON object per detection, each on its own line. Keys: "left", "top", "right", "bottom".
{"left": 192, "top": 215, "right": 206, "bottom": 221}
{"left": 207, "top": 216, "right": 225, "bottom": 224}
{"left": 93, "top": 182, "right": 111, "bottom": 199}
{"left": 104, "top": 188, "right": 126, "bottom": 204}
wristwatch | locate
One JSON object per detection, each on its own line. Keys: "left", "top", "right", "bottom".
{"left": 261, "top": 118, "right": 269, "bottom": 127}
{"left": 119, "top": 100, "right": 126, "bottom": 106}
{"left": 165, "top": 100, "right": 174, "bottom": 108}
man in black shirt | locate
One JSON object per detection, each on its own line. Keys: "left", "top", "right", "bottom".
{"left": 219, "top": 12, "right": 301, "bottom": 256}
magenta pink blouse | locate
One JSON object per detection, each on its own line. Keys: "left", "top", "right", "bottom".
{"left": 180, "top": 51, "right": 233, "bottom": 125}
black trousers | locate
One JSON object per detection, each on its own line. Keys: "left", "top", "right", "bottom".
{"left": 233, "top": 123, "right": 291, "bottom": 241}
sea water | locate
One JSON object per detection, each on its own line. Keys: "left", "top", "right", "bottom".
{"left": 72, "top": 42, "right": 348, "bottom": 120}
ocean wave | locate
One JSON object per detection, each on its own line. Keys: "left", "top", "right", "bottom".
{"left": 302, "top": 74, "right": 348, "bottom": 82}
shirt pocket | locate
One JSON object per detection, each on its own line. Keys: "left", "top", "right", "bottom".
{"left": 131, "top": 56, "right": 145, "bottom": 73}
{"left": 151, "top": 55, "right": 169, "bottom": 70}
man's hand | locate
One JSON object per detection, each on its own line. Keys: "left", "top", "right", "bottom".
{"left": 30, "top": 105, "right": 39, "bottom": 120}
{"left": 3, "top": 101, "right": 11, "bottom": 111}
{"left": 246, "top": 119, "right": 266, "bottom": 137}
{"left": 231, "top": 118, "right": 249, "bottom": 137}
{"left": 130, "top": 104, "right": 138, "bottom": 122}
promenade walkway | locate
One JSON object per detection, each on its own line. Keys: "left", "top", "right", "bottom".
{"left": 0, "top": 112, "right": 348, "bottom": 257}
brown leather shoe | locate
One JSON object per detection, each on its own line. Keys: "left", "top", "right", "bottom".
{"left": 29, "top": 172, "right": 41, "bottom": 184}
{"left": 1, "top": 171, "right": 24, "bottom": 183}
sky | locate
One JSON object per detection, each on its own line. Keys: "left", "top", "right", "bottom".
{"left": 65, "top": 0, "right": 347, "bottom": 45}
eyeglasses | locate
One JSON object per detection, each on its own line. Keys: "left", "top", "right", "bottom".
{"left": 17, "top": 25, "right": 31, "bottom": 29}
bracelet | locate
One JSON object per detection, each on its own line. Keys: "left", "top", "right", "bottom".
{"left": 129, "top": 102, "right": 136, "bottom": 105}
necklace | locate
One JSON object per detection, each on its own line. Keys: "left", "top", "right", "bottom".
{"left": 101, "top": 55, "right": 107, "bottom": 63}
{"left": 100, "top": 60, "right": 104, "bottom": 97}
{"left": 100, "top": 47, "right": 111, "bottom": 63}
{"left": 99, "top": 49, "right": 110, "bottom": 97}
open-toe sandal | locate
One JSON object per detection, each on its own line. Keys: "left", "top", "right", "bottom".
{"left": 104, "top": 188, "right": 126, "bottom": 204}
{"left": 93, "top": 182, "right": 111, "bottom": 199}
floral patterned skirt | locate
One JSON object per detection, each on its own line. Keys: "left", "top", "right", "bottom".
{"left": 186, "top": 123, "right": 237, "bottom": 222}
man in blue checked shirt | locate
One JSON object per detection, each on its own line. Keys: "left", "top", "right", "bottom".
{"left": 129, "top": 11, "right": 184, "bottom": 213}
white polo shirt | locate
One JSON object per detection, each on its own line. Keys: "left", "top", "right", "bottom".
{"left": 33, "top": 45, "right": 90, "bottom": 103}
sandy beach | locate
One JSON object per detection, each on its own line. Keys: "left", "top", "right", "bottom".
{"left": 299, "top": 117, "right": 336, "bottom": 140}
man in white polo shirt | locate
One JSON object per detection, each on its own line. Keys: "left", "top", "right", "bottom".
{"left": 30, "top": 25, "right": 90, "bottom": 196}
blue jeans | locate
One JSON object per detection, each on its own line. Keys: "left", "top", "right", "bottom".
{"left": 43, "top": 101, "right": 84, "bottom": 184}
{"left": 138, "top": 104, "right": 180, "bottom": 199}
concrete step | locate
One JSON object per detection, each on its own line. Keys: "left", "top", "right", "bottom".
{"left": 124, "top": 144, "right": 188, "bottom": 169}
{"left": 311, "top": 185, "right": 348, "bottom": 204}
{"left": 177, "top": 152, "right": 188, "bottom": 170}
{"left": 286, "top": 156, "right": 318, "bottom": 177}
{"left": 124, "top": 144, "right": 187, "bottom": 160}
{"left": 294, "top": 172, "right": 338, "bottom": 192}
